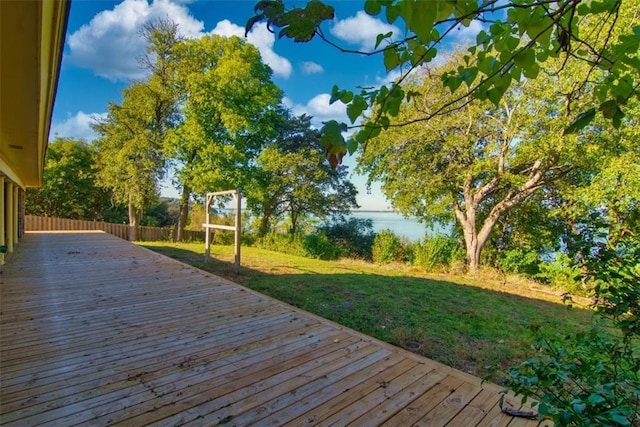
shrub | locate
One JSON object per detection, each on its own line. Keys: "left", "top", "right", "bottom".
{"left": 507, "top": 322, "right": 639, "bottom": 426}
{"left": 507, "top": 239, "right": 640, "bottom": 426}
{"left": 372, "top": 229, "right": 407, "bottom": 264}
{"left": 499, "top": 248, "right": 541, "bottom": 277}
{"left": 318, "top": 216, "right": 375, "bottom": 260}
{"left": 537, "top": 252, "right": 585, "bottom": 295}
{"left": 411, "top": 235, "right": 460, "bottom": 271}
{"left": 255, "top": 232, "right": 305, "bottom": 257}
{"left": 209, "top": 213, "right": 236, "bottom": 245}
{"left": 302, "top": 231, "right": 342, "bottom": 260}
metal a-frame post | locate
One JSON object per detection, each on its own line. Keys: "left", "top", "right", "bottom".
{"left": 203, "top": 189, "right": 241, "bottom": 274}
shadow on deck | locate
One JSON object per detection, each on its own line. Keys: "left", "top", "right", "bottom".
{"left": 0, "top": 232, "right": 547, "bottom": 426}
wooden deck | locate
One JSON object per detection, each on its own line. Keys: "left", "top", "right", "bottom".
{"left": 0, "top": 231, "right": 545, "bottom": 426}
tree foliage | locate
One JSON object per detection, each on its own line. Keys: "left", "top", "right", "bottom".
{"left": 358, "top": 53, "right": 616, "bottom": 271}
{"left": 246, "top": 112, "right": 359, "bottom": 236}
{"left": 93, "top": 82, "right": 171, "bottom": 238}
{"left": 26, "top": 138, "right": 121, "bottom": 221}
{"left": 248, "top": 0, "right": 640, "bottom": 157}
{"left": 92, "top": 20, "right": 181, "bottom": 239}
{"left": 167, "top": 33, "right": 283, "bottom": 240}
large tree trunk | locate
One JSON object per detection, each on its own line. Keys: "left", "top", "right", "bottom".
{"left": 128, "top": 196, "right": 138, "bottom": 241}
{"left": 455, "top": 202, "right": 483, "bottom": 274}
{"left": 290, "top": 210, "right": 299, "bottom": 235}
{"left": 175, "top": 185, "right": 190, "bottom": 242}
{"left": 454, "top": 159, "right": 550, "bottom": 273}
{"left": 259, "top": 207, "right": 272, "bottom": 237}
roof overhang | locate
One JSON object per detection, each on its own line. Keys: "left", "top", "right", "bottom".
{"left": 0, "top": 0, "right": 70, "bottom": 188}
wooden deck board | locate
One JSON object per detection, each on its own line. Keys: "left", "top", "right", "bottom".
{"left": 0, "top": 232, "right": 543, "bottom": 426}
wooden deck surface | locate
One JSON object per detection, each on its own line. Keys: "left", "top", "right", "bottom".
{"left": 0, "top": 232, "right": 546, "bottom": 426}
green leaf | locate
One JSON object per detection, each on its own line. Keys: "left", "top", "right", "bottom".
{"left": 365, "top": 122, "right": 382, "bottom": 139}
{"left": 320, "top": 120, "right": 347, "bottom": 149}
{"left": 375, "top": 31, "right": 393, "bottom": 49}
{"left": 486, "top": 87, "right": 502, "bottom": 107}
{"left": 478, "top": 55, "right": 497, "bottom": 75}
{"left": 442, "top": 73, "right": 462, "bottom": 93}
{"left": 476, "top": 30, "right": 491, "bottom": 46}
{"left": 612, "top": 107, "right": 625, "bottom": 129}
{"left": 408, "top": 0, "right": 436, "bottom": 42}
{"left": 330, "top": 86, "right": 354, "bottom": 105}
{"left": 364, "top": 0, "right": 382, "bottom": 16}
{"left": 590, "top": 0, "right": 619, "bottom": 14}
{"left": 410, "top": 44, "right": 428, "bottom": 66}
{"left": 340, "top": 91, "right": 354, "bottom": 104}
{"left": 506, "top": 36, "right": 520, "bottom": 52}
{"left": 385, "top": 3, "right": 401, "bottom": 24}
{"left": 386, "top": 95, "right": 402, "bottom": 116}
{"left": 346, "top": 137, "right": 359, "bottom": 155}
{"left": 522, "top": 62, "right": 539, "bottom": 79}
{"left": 599, "top": 99, "right": 618, "bottom": 119}
{"left": 587, "top": 393, "right": 606, "bottom": 405}
{"left": 329, "top": 85, "right": 341, "bottom": 104}
{"left": 563, "top": 108, "right": 596, "bottom": 135}
{"left": 354, "top": 129, "right": 368, "bottom": 144}
{"left": 613, "top": 79, "right": 634, "bottom": 101}
{"left": 383, "top": 48, "right": 401, "bottom": 71}
{"left": 276, "top": 1, "right": 335, "bottom": 42}
{"left": 347, "top": 95, "right": 368, "bottom": 124}
{"left": 609, "top": 413, "right": 631, "bottom": 426}
{"left": 459, "top": 66, "right": 478, "bottom": 87}
{"left": 513, "top": 48, "right": 535, "bottom": 69}
{"left": 572, "top": 401, "right": 586, "bottom": 414}
{"left": 245, "top": 15, "right": 264, "bottom": 36}
{"left": 436, "top": 0, "right": 454, "bottom": 21}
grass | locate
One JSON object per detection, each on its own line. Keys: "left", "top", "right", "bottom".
{"left": 139, "top": 241, "right": 595, "bottom": 384}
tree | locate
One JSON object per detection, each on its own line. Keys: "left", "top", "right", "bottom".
{"left": 26, "top": 138, "right": 120, "bottom": 220}
{"left": 166, "top": 34, "right": 283, "bottom": 241}
{"left": 94, "top": 83, "right": 170, "bottom": 240}
{"left": 248, "top": 0, "right": 639, "bottom": 157}
{"left": 93, "top": 20, "right": 180, "bottom": 240}
{"left": 358, "top": 55, "right": 618, "bottom": 272}
{"left": 246, "top": 112, "right": 359, "bottom": 236}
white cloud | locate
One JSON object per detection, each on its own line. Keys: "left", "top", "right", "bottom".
{"left": 67, "top": 1, "right": 292, "bottom": 81}
{"left": 330, "top": 11, "right": 400, "bottom": 51}
{"left": 300, "top": 61, "right": 324, "bottom": 75}
{"left": 211, "top": 20, "right": 292, "bottom": 79}
{"left": 50, "top": 112, "right": 107, "bottom": 141}
{"left": 289, "top": 93, "right": 349, "bottom": 128}
{"left": 450, "top": 20, "right": 484, "bottom": 46}
{"left": 67, "top": 0, "right": 204, "bottom": 81}
{"left": 376, "top": 68, "right": 404, "bottom": 87}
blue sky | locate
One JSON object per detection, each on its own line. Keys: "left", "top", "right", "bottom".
{"left": 51, "top": 0, "right": 480, "bottom": 210}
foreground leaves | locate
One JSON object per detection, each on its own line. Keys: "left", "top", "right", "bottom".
{"left": 248, "top": 0, "right": 640, "bottom": 155}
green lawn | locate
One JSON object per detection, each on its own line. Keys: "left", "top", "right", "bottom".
{"left": 140, "top": 241, "right": 594, "bottom": 384}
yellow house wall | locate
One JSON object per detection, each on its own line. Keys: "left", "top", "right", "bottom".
{"left": 0, "top": 176, "right": 4, "bottom": 265}
{"left": 5, "top": 181, "right": 14, "bottom": 254}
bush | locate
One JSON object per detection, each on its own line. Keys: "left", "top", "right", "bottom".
{"left": 499, "top": 248, "right": 541, "bottom": 277}
{"left": 507, "top": 322, "right": 639, "bottom": 426}
{"left": 537, "top": 252, "right": 585, "bottom": 294}
{"left": 318, "top": 216, "right": 375, "bottom": 260}
{"left": 507, "top": 239, "right": 640, "bottom": 426}
{"left": 302, "top": 231, "right": 342, "bottom": 260}
{"left": 255, "top": 232, "right": 306, "bottom": 257}
{"left": 372, "top": 230, "right": 407, "bottom": 264}
{"left": 411, "top": 235, "right": 461, "bottom": 271}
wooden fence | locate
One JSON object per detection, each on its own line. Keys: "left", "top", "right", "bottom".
{"left": 25, "top": 216, "right": 204, "bottom": 242}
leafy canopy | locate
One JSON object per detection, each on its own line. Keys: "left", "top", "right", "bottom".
{"left": 248, "top": 0, "right": 640, "bottom": 157}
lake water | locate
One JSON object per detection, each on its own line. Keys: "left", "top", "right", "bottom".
{"left": 349, "top": 211, "right": 437, "bottom": 242}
